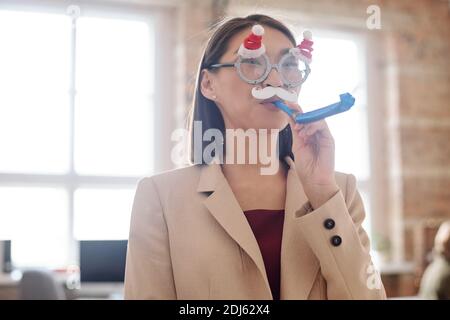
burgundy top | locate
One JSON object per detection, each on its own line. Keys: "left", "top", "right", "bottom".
{"left": 243, "top": 209, "right": 285, "bottom": 300}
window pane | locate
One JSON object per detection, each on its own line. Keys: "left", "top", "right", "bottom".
{"left": 0, "top": 10, "right": 71, "bottom": 174}
{"left": 358, "top": 188, "right": 372, "bottom": 238}
{"left": 75, "top": 17, "right": 153, "bottom": 94}
{"left": 74, "top": 94, "right": 153, "bottom": 176}
{"left": 300, "top": 37, "right": 362, "bottom": 106}
{"left": 74, "top": 17, "right": 154, "bottom": 176}
{"left": 74, "top": 188, "right": 135, "bottom": 240}
{"left": 327, "top": 109, "right": 371, "bottom": 180}
{"left": 0, "top": 186, "right": 69, "bottom": 268}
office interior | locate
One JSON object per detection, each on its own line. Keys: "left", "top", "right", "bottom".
{"left": 0, "top": 0, "right": 449, "bottom": 300}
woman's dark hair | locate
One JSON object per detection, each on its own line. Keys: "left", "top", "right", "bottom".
{"left": 187, "top": 14, "right": 296, "bottom": 165}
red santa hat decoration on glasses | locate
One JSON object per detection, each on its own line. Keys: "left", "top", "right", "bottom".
{"left": 238, "top": 25, "right": 266, "bottom": 58}
{"left": 290, "top": 30, "right": 314, "bottom": 64}
{"left": 238, "top": 24, "right": 314, "bottom": 64}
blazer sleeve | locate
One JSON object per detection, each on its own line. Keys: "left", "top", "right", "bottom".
{"left": 124, "top": 177, "right": 177, "bottom": 299}
{"left": 296, "top": 174, "right": 387, "bottom": 299}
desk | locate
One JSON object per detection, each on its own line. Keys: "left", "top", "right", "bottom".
{"left": 0, "top": 273, "right": 20, "bottom": 286}
{"left": 68, "top": 283, "right": 124, "bottom": 300}
{"left": 0, "top": 274, "right": 20, "bottom": 299}
{"left": 379, "top": 262, "right": 417, "bottom": 297}
{"left": 0, "top": 272, "right": 124, "bottom": 300}
{"left": 2, "top": 263, "right": 417, "bottom": 299}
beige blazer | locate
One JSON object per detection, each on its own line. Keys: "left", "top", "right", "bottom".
{"left": 124, "top": 156, "right": 386, "bottom": 300}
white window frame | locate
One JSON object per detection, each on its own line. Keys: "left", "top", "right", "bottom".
{"left": 0, "top": 0, "right": 177, "bottom": 268}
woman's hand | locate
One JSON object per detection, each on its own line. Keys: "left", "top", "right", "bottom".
{"left": 283, "top": 101, "right": 339, "bottom": 209}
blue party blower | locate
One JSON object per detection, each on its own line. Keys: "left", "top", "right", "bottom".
{"left": 273, "top": 92, "right": 356, "bottom": 124}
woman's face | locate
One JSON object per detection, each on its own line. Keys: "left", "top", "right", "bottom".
{"left": 203, "top": 26, "right": 300, "bottom": 131}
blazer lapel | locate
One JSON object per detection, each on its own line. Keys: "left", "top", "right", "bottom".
{"left": 197, "top": 159, "right": 272, "bottom": 299}
{"left": 197, "top": 156, "right": 320, "bottom": 300}
{"left": 280, "top": 155, "right": 320, "bottom": 299}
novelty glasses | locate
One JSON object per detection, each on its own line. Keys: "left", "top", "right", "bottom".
{"left": 207, "top": 52, "right": 311, "bottom": 89}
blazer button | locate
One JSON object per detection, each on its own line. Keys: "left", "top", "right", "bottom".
{"left": 323, "top": 218, "right": 335, "bottom": 230}
{"left": 331, "top": 235, "right": 342, "bottom": 247}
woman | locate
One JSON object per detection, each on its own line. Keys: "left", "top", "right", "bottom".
{"left": 124, "top": 14, "right": 386, "bottom": 300}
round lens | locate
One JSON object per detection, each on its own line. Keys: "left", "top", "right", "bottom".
{"left": 280, "top": 53, "right": 307, "bottom": 86}
{"left": 237, "top": 56, "right": 268, "bottom": 82}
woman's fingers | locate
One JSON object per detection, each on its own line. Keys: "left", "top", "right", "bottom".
{"left": 303, "top": 121, "right": 327, "bottom": 136}
{"left": 283, "top": 101, "right": 326, "bottom": 136}
{"left": 296, "top": 119, "right": 333, "bottom": 139}
{"left": 281, "top": 100, "right": 333, "bottom": 148}
{"left": 283, "top": 100, "right": 304, "bottom": 115}
{"left": 293, "top": 122, "right": 305, "bottom": 131}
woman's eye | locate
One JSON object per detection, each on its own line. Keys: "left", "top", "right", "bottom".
{"left": 242, "top": 59, "right": 261, "bottom": 65}
{"left": 283, "top": 62, "right": 299, "bottom": 68}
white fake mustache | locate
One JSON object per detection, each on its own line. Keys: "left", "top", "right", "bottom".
{"left": 251, "top": 86, "right": 298, "bottom": 103}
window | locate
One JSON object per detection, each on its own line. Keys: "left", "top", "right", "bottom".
{"left": 0, "top": 11, "right": 71, "bottom": 174}
{"left": 75, "top": 16, "right": 154, "bottom": 176}
{"left": 0, "top": 6, "right": 156, "bottom": 269}
{"left": 74, "top": 187, "right": 136, "bottom": 240}
{"left": 298, "top": 32, "right": 372, "bottom": 237}
{"left": 0, "top": 186, "right": 69, "bottom": 267}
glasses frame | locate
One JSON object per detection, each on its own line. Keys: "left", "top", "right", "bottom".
{"left": 207, "top": 52, "right": 311, "bottom": 89}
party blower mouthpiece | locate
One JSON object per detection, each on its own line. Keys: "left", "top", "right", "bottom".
{"left": 273, "top": 93, "right": 356, "bottom": 124}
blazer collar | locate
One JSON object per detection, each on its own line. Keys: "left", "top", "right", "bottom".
{"left": 197, "top": 155, "right": 319, "bottom": 299}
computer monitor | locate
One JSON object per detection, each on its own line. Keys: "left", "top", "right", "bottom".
{"left": 1, "top": 240, "right": 12, "bottom": 273}
{"left": 79, "top": 240, "right": 127, "bottom": 283}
